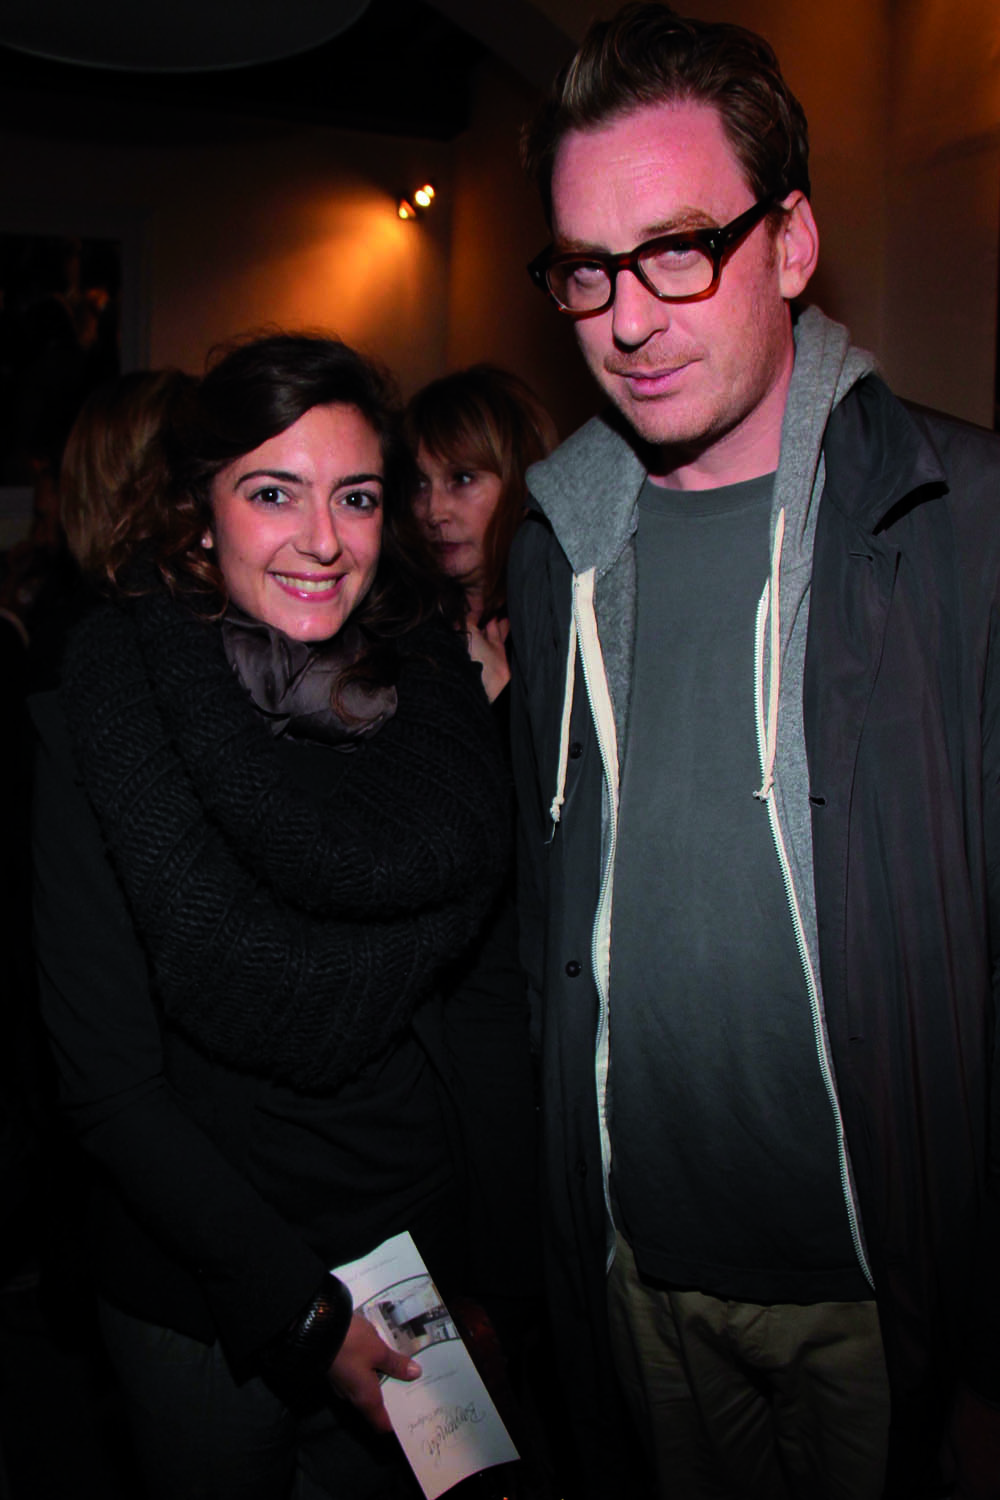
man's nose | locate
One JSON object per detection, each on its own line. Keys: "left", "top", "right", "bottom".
{"left": 611, "top": 267, "right": 671, "bottom": 349}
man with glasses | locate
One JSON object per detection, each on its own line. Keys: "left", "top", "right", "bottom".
{"left": 509, "top": 5, "right": 1000, "bottom": 1498}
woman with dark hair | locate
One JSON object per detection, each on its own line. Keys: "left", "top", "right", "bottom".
{"left": 32, "top": 333, "right": 532, "bottom": 1498}
{"left": 405, "top": 365, "right": 556, "bottom": 703}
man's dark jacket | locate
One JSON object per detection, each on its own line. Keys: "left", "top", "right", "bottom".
{"left": 508, "top": 370, "right": 1000, "bottom": 1496}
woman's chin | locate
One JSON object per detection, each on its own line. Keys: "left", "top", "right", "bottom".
{"left": 250, "top": 604, "right": 353, "bottom": 643}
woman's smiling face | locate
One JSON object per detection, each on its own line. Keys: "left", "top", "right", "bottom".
{"left": 206, "top": 402, "right": 384, "bottom": 642}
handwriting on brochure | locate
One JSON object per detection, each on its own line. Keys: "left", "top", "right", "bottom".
{"left": 410, "top": 1400, "right": 489, "bottom": 1463}
{"left": 333, "top": 1231, "right": 519, "bottom": 1499}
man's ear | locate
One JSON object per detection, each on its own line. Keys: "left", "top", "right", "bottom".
{"left": 776, "top": 191, "right": 819, "bottom": 299}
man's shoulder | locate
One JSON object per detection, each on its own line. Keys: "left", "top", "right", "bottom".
{"left": 823, "top": 375, "right": 1000, "bottom": 532}
{"left": 902, "top": 396, "right": 1000, "bottom": 484}
{"left": 857, "top": 371, "right": 1000, "bottom": 475}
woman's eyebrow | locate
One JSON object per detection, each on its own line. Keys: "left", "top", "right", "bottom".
{"left": 234, "top": 467, "right": 304, "bottom": 486}
{"left": 336, "top": 472, "right": 384, "bottom": 487}
{"left": 233, "top": 467, "right": 384, "bottom": 488}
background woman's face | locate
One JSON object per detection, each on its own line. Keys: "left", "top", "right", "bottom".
{"left": 413, "top": 443, "right": 503, "bottom": 593}
{"left": 206, "top": 402, "right": 384, "bottom": 642}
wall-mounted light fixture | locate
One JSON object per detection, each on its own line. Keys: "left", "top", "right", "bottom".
{"left": 398, "top": 183, "right": 436, "bottom": 220}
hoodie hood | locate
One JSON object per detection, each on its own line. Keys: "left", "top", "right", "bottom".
{"left": 525, "top": 305, "right": 876, "bottom": 579}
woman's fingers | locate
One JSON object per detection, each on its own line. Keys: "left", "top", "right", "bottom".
{"left": 327, "top": 1313, "right": 421, "bottom": 1432}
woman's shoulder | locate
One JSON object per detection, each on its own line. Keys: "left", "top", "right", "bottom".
{"left": 29, "top": 688, "right": 74, "bottom": 785}
{"left": 60, "top": 594, "right": 133, "bottom": 684}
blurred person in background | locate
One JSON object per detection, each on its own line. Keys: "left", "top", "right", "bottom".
{"left": 406, "top": 365, "right": 556, "bottom": 709}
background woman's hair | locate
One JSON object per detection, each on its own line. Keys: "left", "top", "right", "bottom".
{"left": 60, "top": 368, "right": 194, "bottom": 576}
{"left": 404, "top": 363, "right": 557, "bottom": 623}
{"left": 107, "top": 331, "right": 450, "bottom": 646}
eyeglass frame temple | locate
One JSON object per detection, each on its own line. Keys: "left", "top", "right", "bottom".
{"left": 527, "top": 195, "right": 780, "bottom": 317}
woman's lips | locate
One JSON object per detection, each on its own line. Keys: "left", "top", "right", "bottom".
{"left": 271, "top": 572, "right": 343, "bottom": 598}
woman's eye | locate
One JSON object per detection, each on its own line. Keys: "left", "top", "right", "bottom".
{"left": 341, "top": 489, "right": 381, "bottom": 512}
{"left": 249, "top": 485, "right": 289, "bottom": 507}
{"left": 451, "top": 470, "right": 476, "bottom": 488}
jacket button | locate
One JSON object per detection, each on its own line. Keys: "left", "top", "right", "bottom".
{"left": 565, "top": 960, "right": 582, "bottom": 977}
{"left": 569, "top": 741, "right": 583, "bottom": 760}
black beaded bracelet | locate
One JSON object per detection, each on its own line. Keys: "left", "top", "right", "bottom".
{"left": 261, "top": 1273, "right": 355, "bottom": 1387}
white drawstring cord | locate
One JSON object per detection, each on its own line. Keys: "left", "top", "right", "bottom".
{"left": 549, "top": 593, "right": 579, "bottom": 827}
{"left": 755, "top": 507, "right": 785, "bottom": 801}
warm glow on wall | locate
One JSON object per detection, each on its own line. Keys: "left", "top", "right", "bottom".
{"left": 311, "top": 192, "right": 442, "bottom": 338}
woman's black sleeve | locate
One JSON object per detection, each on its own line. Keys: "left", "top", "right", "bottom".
{"left": 30, "top": 692, "right": 329, "bottom": 1365}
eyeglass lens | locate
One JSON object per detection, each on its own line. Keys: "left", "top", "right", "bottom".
{"left": 548, "top": 240, "right": 716, "bottom": 312}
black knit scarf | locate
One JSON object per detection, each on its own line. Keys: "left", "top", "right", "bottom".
{"left": 61, "top": 588, "right": 511, "bottom": 1092}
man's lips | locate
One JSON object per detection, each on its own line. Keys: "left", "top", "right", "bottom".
{"left": 606, "top": 360, "right": 694, "bottom": 397}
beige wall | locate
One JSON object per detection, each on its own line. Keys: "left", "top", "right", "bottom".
{"left": 445, "top": 58, "right": 600, "bottom": 438}
{"left": 146, "top": 121, "right": 454, "bottom": 395}
{"left": 1, "top": 70, "right": 595, "bottom": 442}
{"left": 1, "top": 96, "right": 454, "bottom": 394}
{"left": 884, "top": 0, "right": 1000, "bottom": 423}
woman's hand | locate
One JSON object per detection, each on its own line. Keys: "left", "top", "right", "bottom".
{"left": 465, "top": 614, "right": 510, "bottom": 702}
{"left": 327, "top": 1312, "right": 421, "bottom": 1432}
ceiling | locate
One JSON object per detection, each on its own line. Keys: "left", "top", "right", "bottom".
{"left": 0, "top": 0, "right": 574, "bottom": 142}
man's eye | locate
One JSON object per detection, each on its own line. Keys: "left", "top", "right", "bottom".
{"left": 645, "top": 241, "right": 703, "bottom": 270}
{"left": 568, "top": 261, "right": 608, "bottom": 289}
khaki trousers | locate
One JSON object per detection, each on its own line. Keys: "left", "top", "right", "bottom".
{"left": 607, "top": 1234, "right": 891, "bottom": 1500}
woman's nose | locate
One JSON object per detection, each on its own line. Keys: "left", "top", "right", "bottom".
{"left": 298, "top": 501, "right": 341, "bottom": 560}
{"left": 421, "top": 481, "right": 450, "bottom": 529}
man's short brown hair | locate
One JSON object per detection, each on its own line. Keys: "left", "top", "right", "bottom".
{"left": 523, "top": 2, "right": 810, "bottom": 224}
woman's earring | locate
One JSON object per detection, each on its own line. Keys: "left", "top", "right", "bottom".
{"left": 201, "top": 532, "right": 213, "bottom": 549}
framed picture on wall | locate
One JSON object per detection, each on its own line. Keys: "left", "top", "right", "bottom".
{"left": 0, "top": 203, "right": 148, "bottom": 544}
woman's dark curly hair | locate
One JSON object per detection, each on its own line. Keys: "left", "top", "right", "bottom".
{"left": 107, "top": 331, "right": 448, "bottom": 647}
